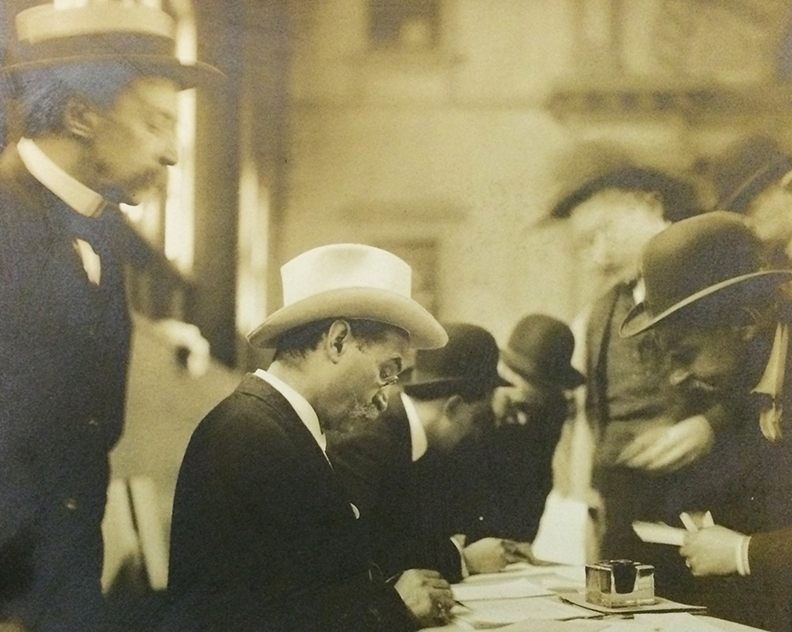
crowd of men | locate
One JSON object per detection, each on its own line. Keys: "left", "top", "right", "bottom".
{"left": 4, "top": 1, "right": 792, "bottom": 631}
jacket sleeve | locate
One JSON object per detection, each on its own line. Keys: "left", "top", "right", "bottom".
{"left": 748, "top": 528, "right": 792, "bottom": 588}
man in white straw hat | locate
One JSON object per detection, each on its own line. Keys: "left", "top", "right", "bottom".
{"left": 167, "top": 243, "right": 450, "bottom": 631}
{"left": 621, "top": 212, "right": 792, "bottom": 632}
{"left": 0, "top": 1, "right": 221, "bottom": 629}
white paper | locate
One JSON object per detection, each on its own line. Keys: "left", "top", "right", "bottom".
{"left": 452, "top": 578, "right": 552, "bottom": 602}
{"left": 532, "top": 491, "right": 590, "bottom": 564}
{"left": 455, "top": 595, "right": 596, "bottom": 626}
{"left": 601, "top": 613, "right": 726, "bottom": 632}
{"left": 632, "top": 521, "right": 687, "bottom": 546}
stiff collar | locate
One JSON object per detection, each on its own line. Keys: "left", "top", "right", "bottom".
{"left": 400, "top": 391, "right": 429, "bottom": 462}
{"left": 751, "top": 321, "right": 789, "bottom": 441}
{"left": 17, "top": 137, "right": 105, "bottom": 217}
{"left": 253, "top": 369, "right": 327, "bottom": 455}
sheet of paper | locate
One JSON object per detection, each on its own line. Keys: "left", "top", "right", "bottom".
{"left": 632, "top": 520, "right": 687, "bottom": 546}
{"left": 532, "top": 491, "right": 589, "bottom": 565}
{"left": 452, "top": 577, "right": 552, "bottom": 602}
{"left": 455, "top": 595, "right": 596, "bottom": 626}
{"left": 495, "top": 619, "right": 611, "bottom": 632}
{"left": 600, "top": 613, "right": 726, "bottom": 632}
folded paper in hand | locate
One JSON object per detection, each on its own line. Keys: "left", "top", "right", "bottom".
{"left": 632, "top": 521, "right": 686, "bottom": 546}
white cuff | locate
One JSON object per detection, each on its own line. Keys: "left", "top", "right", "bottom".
{"left": 451, "top": 534, "right": 469, "bottom": 578}
{"left": 736, "top": 535, "right": 752, "bottom": 576}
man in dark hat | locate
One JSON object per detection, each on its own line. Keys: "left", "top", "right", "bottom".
{"left": 621, "top": 212, "right": 792, "bottom": 632}
{"left": 328, "top": 323, "right": 532, "bottom": 599}
{"left": 551, "top": 166, "right": 730, "bottom": 600}
{"left": 449, "top": 314, "right": 583, "bottom": 544}
{"left": 0, "top": 1, "right": 220, "bottom": 629}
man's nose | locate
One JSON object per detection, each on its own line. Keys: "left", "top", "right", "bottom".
{"left": 160, "top": 135, "right": 178, "bottom": 166}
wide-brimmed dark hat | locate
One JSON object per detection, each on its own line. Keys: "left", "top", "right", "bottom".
{"left": 550, "top": 165, "right": 699, "bottom": 223}
{"left": 621, "top": 212, "right": 792, "bottom": 337}
{"left": 2, "top": 1, "right": 222, "bottom": 89}
{"left": 403, "top": 323, "right": 508, "bottom": 400}
{"left": 706, "top": 136, "right": 792, "bottom": 213}
{"left": 500, "top": 314, "right": 584, "bottom": 390}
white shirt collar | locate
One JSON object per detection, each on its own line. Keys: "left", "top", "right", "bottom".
{"left": 253, "top": 368, "right": 327, "bottom": 455}
{"left": 752, "top": 322, "right": 789, "bottom": 441}
{"left": 400, "top": 392, "right": 429, "bottom": 462}
{"left": 17, "top": 137, "right": 105, "bottom": 217}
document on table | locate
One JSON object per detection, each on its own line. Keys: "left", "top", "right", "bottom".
{"left": 494, "top": 619, "right": 611, "bottom": 632}
{"left": 599, "top": 613, "right": 726, "bottom": 632}
{"left": 632, "top": 520, "right": 687, "bottom": 546}
{"left": 454, "top": 595, "right": 596, "bottom": 627}
{"left": 558, "top": 591, "right": 706, "bottom": 615}
{"left": 452, "top": 577, "right": 553, "bottom": 602}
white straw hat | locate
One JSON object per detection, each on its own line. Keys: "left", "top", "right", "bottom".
{"left": 247, "top": 244, "right": 447, "bottom": 350}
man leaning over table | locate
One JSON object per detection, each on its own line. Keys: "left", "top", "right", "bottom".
{"left": 620, "top": 212, "right": 792, "bottom": 632}
{"left": 166, "top": 243, "right": 455, "bottom": 631}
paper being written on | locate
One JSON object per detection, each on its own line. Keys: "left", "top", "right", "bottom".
{"left": 454, "top": 595, "right": 597, "bottom": 626}
{"left": 452, "top": 577, "right": 553, "bottom": 602}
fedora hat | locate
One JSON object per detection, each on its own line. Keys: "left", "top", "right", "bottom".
{"left": 403, "top": 323, "right": 508, "bottom": 400}
{"left": 248, "top": 243, "right": 447, "bottom": 350}
{"left": 621, "top": 212, "right": 792, "bottom": 337}
{"left": 707, "top": 136, "right": 792, "bottom": 213}
{"left": 500, "top": 314, "right": 584, "bottom": 390}
{"left": 2, "top": 1, "right": 222, "bottom": 88}
{"left": 550, "top": 165, "right": 699, "bottom": 223}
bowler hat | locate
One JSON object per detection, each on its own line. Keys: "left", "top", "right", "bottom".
{"left": 403, "top": 323, "right": 508, "bottom": 400}
{"left": 621, "top": 212, "right": 792, "bottom": 337}
{"left": 550, "top": 166, "right": 699, "bottom": 223}
{"left": 2, "top": 1, "right": 222, "bottom": 88}
{"left": 248, "top": 243, "right": 447, "bottom": 350}
{"left": 500, "top": 314, "right": 584, "bottom": 390}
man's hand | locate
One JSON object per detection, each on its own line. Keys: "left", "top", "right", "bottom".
{"left": 463, "top": 537, "right": 532, "bottom": 574}
{"left": 615, "top": 415, "right": 714, "bottom": 473}
{"left": 394, "top": 569, "right": 454, "bottom": 626}
{"left": 680, "top": 526, "right": 745, "bottom": 576}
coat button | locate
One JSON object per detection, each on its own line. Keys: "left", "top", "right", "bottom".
{"left": 64, "top": 498, "right": 78, "bottom": 511}
{"left": 87, "top": 417, "right": 99, "bottom": 427}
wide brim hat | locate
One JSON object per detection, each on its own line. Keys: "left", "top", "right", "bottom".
{"left": 1, "top": 2, "right": 223, "bottom": 89}
{"left": 621, "top": 212, "right": 792, "bottom": 337}
{"left": 248, "top": 244, "right": 447, "bottom": 350}
{"left": 402, "top": 323, "right": 509, "bottom": 400}
{"left": 500, "top": 314, "right": 585, "bottom": 390}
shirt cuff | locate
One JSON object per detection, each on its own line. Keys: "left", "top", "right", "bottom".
{"left": 736, "top": 535, "right": 752, "bottom": 576}
{"left": 451, "top": 534, "right": 469, "bottom": 579}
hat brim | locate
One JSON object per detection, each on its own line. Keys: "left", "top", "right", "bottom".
{"left": 403, "top": 375, "right": 510, "bottom": 400}
{"left": 247, "top": 287, "right": 448, "bottom": 350}
{"left": 620, "top": 270, "right": 792, "bottom": 338}
{"left": 1, "top": 55, "right": 224, "bottom": 89}
{"left": 500, "top": 348, "right": 585, "bottom": 390}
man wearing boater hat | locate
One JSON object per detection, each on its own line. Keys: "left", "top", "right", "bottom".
{"left": 0, "top": 1, "right": 221, "bottom": 630}
{"left": 167, "top": 244, "right": 452, "bottom": 631}
{"left": 620, "top": 212, "right": 792, "bottom": 632}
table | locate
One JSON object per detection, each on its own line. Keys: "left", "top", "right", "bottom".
{"left": 424, "top": 563, "right": 767, "bottom": 632}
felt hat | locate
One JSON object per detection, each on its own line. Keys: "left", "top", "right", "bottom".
{"left": 621, "top": 212, "right": 792, "bottom": 337}
{"left": 707, "top": 136, "right": 792, "bottom": 213}
{"left": 500, "top": 314, "right": 584, "bottom": 390}
{"left": 403, "top": 323, "right": 508, "bottom": 400}
{"left": 2, "top": 1, "right": 222, "bottom": 88}
{"left": 248, "top": 243, "right": 447, "bottom": 350}
{"left": 550, "top": 165, "right": 699, "bottom": 223}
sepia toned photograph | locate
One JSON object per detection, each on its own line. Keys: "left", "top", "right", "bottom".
{"left": 2, "top": 1, "right": 792, "bottom": 630}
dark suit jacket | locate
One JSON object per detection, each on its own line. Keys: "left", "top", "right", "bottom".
{"left": 0, "top": 144, "right": 148, "bottom": 629}
{"left": 328, "top": 394, "right": 465, "bottom": 583}
{"left": 166, "top": 374, "right": 417, "bottom": 632}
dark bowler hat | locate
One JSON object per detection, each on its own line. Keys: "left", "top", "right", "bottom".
{"left": 2, "top": 0, "right": 222, "bottom": 88}
{"left": 403, "top": 323, "right": 508, "bottom": 400}
{"left": 550, "top": 166, "right": 699, "bottom": 223}
{"left": 708, "top": 136, "right": 792, "bottom": 213}
{"left": 621, "top": 212, "right": 792, "bottom": 337}
{"left": 501, "top": 314, "right": 584, "bottom": 390}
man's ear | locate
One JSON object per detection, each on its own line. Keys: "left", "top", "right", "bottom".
{"left": 325, "top": 319, "right": 352, "bottom": 362}
{"left": 442, "top": 394, "right": 464, "bottom": 419}
{"left": 63, "top": 97, "right": 99, "bottom": 141}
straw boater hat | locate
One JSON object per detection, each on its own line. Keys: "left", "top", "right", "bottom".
{"left": 620, "top": 212, "right": 792, "bottom": 337}
{"left": 1, "top": 0, "right": 222, "bottom": 88}
{"left": 248, "top": 244, "right": 448, "bottom": 350}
